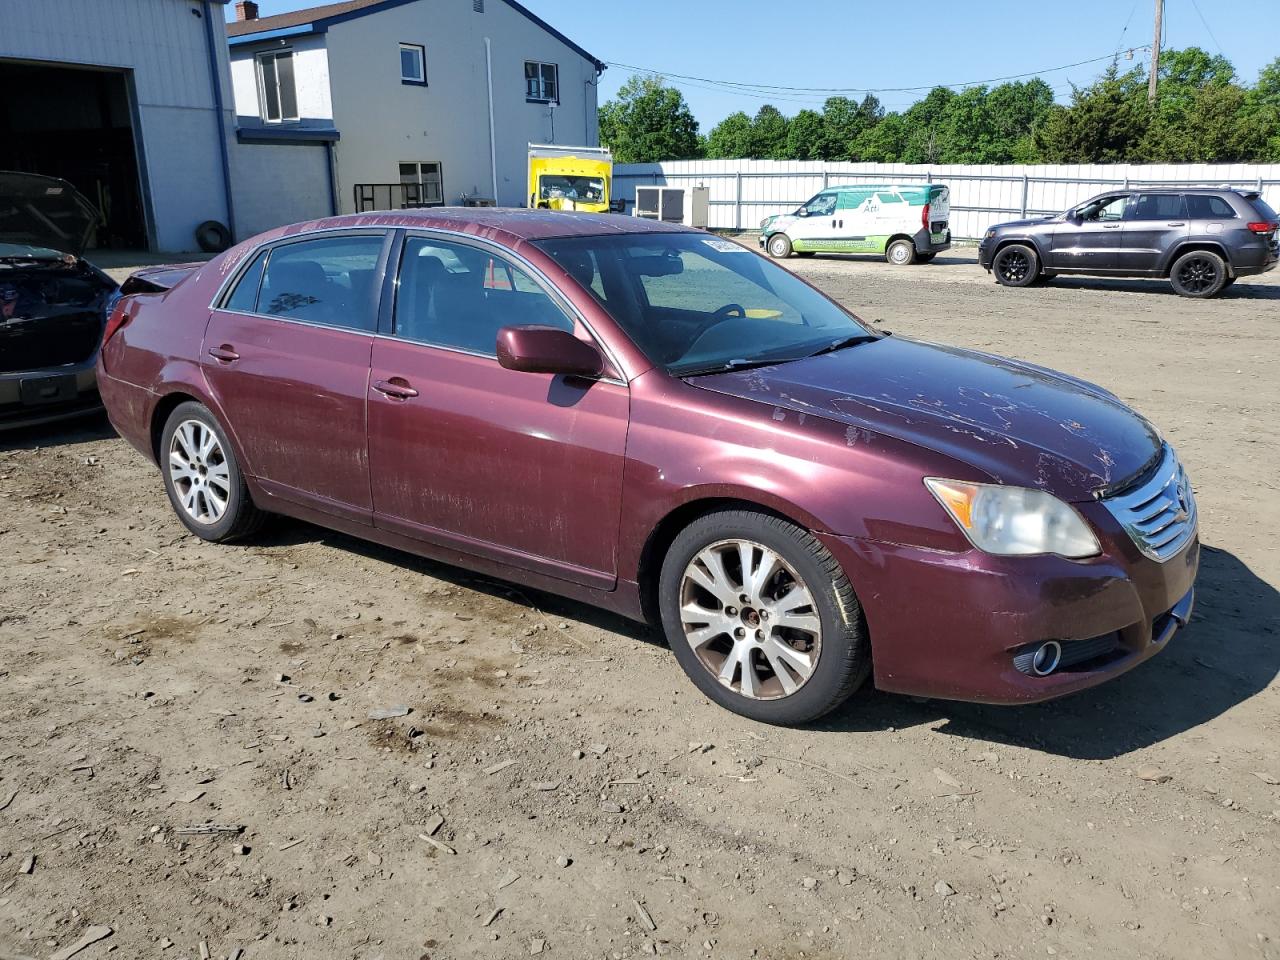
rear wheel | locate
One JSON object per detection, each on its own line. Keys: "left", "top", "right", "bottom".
{"left": 160, "top": 401, "right": 264, "bottom": 542}
{"left": 886, "top": 238, "right": 916, "bottom": 266}
{"left": 658, "top": 509, "right": 870, "bottom": 725}
{"left": 766, "top": 233, "right": 793, "bottom": 259}
{"left": 992, "top": 243, "right": 1040, "bottom": 287}
{"left": 1169, "top": 251, "right": 1228, "bottom": 298}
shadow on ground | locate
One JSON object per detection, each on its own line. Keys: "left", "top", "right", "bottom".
{"left": 0, "top": 412, "right": 115, "bottom": 453}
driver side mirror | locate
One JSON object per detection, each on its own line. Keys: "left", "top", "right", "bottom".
{"left": 1069, "top": 211, "right": 1084, "bottom": 225}
{"left": 497, "top": 325, "right": 604, "bottom": 379}
{"left": 795, "top": 207, "right": 808, "bottom": 218}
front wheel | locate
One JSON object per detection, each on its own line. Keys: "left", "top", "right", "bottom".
{"left": 766, "top": 233, "right": 793, "bottom": 259}
{"left": 992, "top": 243, "right": 1040, "bottom": 287}
{"left": 160, "top": 401, "right": 264, "bottom": 542}
{"left": 1169, "top": 251, "right": 1228, "bottom": 298}
{"left": 886, "top": 239, "right": 916, "bottom": 266}
{"left": 658, "top": 510, "right": 871, "bottom": 725}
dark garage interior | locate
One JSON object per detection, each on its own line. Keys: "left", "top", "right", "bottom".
{"left": 0, "top": 59, "right": 147, "bottom": 250}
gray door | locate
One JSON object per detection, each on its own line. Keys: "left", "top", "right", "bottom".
{"left": 1047, "top": 195, "right": 1129, "bottom": 270}
{"left": 1120, "top": 193, "right": 1188, "bottom": 273}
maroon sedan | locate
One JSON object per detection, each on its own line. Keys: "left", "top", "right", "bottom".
{"left": 97, "top": 209, "right": 1198, "bottom": 725}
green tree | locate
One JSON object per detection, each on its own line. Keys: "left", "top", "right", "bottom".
{"left": 985, "top": 78, "right": 1055, "bottom": 161}
{"left": 899, "top": 87, "right": 956, "bottom": 163}
{"left": 784, "top": 109, "right": 827, "bottom": 160}
{"left": 598, "top": 75, "right": 701, "bottom": 163}
{"left": 749, "top": 105, "right": 790, "bottom": 159}
{"left": 1034, "top": 63, "right": 1150, "bottom": 162}
{"left": 853, "top": 112, "right": 908, "bottom": 162}
{"left": 1242, "top": 57, "right": 1280, "bottom": 159}
{"left": 704, "top": 111, "right": 754, "bottom": 159}
{"left": 818, "top": 95, "right": 883, "bottom": 160}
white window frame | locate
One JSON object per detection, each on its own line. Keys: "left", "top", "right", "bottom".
{"left": 399, "top": 43, "right": 426, "bottom": 85}
{"left": 524, "top": 60, "right": 559, "bottom": 104}
{"left": 256, "top": 48, "right": 299, "bottom": 123}
{"left": 398, "top": 161, "right": 444, "bottom": 206}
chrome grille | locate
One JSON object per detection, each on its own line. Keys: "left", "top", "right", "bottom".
{"left": 1101, "top": 445, "right": 1197, "bottom": 563}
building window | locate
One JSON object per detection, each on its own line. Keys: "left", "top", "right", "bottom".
{"left": 400, "top": 43, "right": 426, "bottom": 85}
{"left": 399, "top": 162, "right": 444, "bottom": 206}
{"left": 257, "top": 49, "right": 299, "bottom": 122}
{"left": 525, "top": 61, "right": 558, "bottom": 103}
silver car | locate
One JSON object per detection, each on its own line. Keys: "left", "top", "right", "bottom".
{"left": 978, "top": 188, "right": 1279, "bottom": 298}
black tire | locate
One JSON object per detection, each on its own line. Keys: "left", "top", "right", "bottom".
{"left": 992, "top": 243, "right": 1040, "bottom": 287}
{"left": 195, "top": 220, "right": 232, "bottom": 253}
{"left": 1169, "top": 250, "right": 1229, "bottom": 298}
{"left": 658, "top": 509, "right": 871, "bottom": 725}
{"left": 885, "top": 238, "right": 916, "bottom": 266}
{"left": 916, "top": 252, "right": 937, "bottom": 264}
{"left": 766, "top": 233, "right": 793, "bottom": 259}
{"left": 160, "top": 401, "right": 264, "bottom": 543}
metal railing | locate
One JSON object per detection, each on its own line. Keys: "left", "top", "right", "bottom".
{"left": 353, "top": 183, "right": 444, "bottom": 213}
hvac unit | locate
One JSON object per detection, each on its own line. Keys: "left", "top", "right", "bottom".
{"left": 634, "top": 185, "right": 709, "bottom": 228}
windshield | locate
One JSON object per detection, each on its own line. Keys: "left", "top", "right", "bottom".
{"left": 535, "top": 233, "right": 872, "bottom": 375}
{"left": 0, "top": 241, "right": 67, "bottom": 261}
{"left": 538, "top": 175, "right": 605, "bottom": 203}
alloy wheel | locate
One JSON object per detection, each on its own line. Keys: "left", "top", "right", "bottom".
{"left": 1176, "top": 256, "right": 1218, "bottom": 294}
{"left": 168, "top": 419, "right": 231, "bottom": 525}
{"left": 678, "top": 539, "right": 822, "bottom": 700}
{"left": 997, "top": 250, "right": 1029, "bottom": 283}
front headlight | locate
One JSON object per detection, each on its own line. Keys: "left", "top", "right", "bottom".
{"left": 984, "top": 228, "right": 997, "bottom": 239}
{"left": 924, "top": 478, "right": 1101, "bottom": 558}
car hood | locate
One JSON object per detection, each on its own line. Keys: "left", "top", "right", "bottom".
{"left": 990, "top": 216, "right": 1059, "bottom": 232}
{"left": 691, "top": 336, "right": 1161, "bottom": 501}
{"left": 0, "top": 172, "right": 101, "bottom": 257}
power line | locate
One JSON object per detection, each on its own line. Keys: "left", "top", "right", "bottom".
{"left": 605, "top": 49, "right": 1147, "bottom": 98}
{"left": 1187, "top": 0, "right": 1226, "bottom": 58}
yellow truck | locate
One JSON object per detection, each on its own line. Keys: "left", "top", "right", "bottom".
{"left": 527, "top": 143, "right": 623, "bottom": 213}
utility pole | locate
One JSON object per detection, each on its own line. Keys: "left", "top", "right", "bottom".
{"left": 1148, "top": 0, "right": 1164, "bottom": 104}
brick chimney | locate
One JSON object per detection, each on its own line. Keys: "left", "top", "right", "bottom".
{"left": 235, "top": 1, "right": 259, "bottom": 21}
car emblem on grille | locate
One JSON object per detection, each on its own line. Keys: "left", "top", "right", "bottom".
{"left": 1174, "top": 476, "right": 1191, "bottom": 522}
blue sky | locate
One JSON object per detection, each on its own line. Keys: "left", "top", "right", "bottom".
{"left": 231, "top": 0, "right": 1280, "bottom": 128}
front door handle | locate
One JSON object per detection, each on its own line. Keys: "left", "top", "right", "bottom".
{"left": 373, "top": 378, "right": 419, "bottom": 400}
{"left": 1102, "top": 223, "right": 1122, "bottom": 229}
{"left": 208, "top": 345, "right": 240, "bottom": 362}
{"left": 1166, "top": 221, "right": 1186, "bottom": 226}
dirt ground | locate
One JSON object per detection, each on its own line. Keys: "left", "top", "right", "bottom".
{"left": 2, "top": 249, "right": 1278, "bottom": 960}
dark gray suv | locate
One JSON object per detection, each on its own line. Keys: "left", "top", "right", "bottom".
{"left": 978, "top": 188, "right": 1279, "bottom": 298}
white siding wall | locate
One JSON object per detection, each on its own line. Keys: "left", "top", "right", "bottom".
{"left": 322, "top": 0, "right": 599, "bottom": 211}
{"left": 0, "top": 0, "right": 237, "bottom": 251}
{"left": 614, "top": 160, "right": 1280, "bottom": 240}
{"left": 229, "top": 32, "right": 333, "bottom": 120}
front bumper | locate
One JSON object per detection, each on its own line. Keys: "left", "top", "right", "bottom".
{"left": 0, "top": 359, "right": 101, "bottom": 431}
{"left": 819, "top": 508, "right": 1200, "bottom": 705}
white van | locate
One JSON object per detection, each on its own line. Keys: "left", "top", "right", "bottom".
{"left": 759, "top": 183, "right": 951, "bottom": 264}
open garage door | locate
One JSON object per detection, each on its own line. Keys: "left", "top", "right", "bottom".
{"left": 0, "top": 59, "right": 148, "bottom": 250}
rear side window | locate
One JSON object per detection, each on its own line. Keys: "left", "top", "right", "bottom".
{"left": 1246, "top": 195, "right": 1278, "bottom": 221}
{"left": 1186, "top": 194, "right": 1237, "bottom": 219}
{"left": 224, "top": 250, "right": 267, "bottom": 313}
{"left": 257, "top": 235, "right": 384, "bottom": 331}
{"left": 394, "top": 237, "right": 573, "bottom": 355}
{"left": 1131, "top": 194, "right": 1186, "bottom": 220}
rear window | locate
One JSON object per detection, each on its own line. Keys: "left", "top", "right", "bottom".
{"left": 1186, "top": 194, "right": 1237, "bottom": 219}
{"left": 256, "top": 235, "right": 384, "bottom": 331}
{"left": 1246, "top": 195, "right": 1278, "bottom": 221}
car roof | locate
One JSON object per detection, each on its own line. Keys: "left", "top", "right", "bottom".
{"left": 270, "top": 208, "right": 693, "bottom": 244}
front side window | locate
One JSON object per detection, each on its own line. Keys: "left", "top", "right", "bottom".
{"left": 536, "top": 233, "right": 871, "bottom": 376}
{"left": 1131, "top": 194, "right": 1187, "bottom": 221}
{"left": 395, "top": 237, "right": 574, "bottom": 355}
{"left": 1080, "top": 195, "right": 1129, "bottom": 222}
{"left": 525, "top": 60, "right": 558, "bottom": 103}
{"left": 398, "top": 162, "right": 444, "bottom": 206}
{"left": 255, "top": 235, "right": 384, "bottom": 331}
{"left": 257, "top": 49, "right": 299, "bottom": 123}
{"left": 803, "top": 193, "right": 836, "bottom": 217}
{"left": 400, "top": 43, "right": 426, "bottom": 84}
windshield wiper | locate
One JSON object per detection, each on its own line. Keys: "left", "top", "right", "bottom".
{"left": 678, "top": 356, "right": 795, "bottom": 377}
{"left": 804, "top": 333, "right": 881, "bottom": 358}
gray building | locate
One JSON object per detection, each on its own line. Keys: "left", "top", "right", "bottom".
{"left": 226, "top": 0, "right": 604, "bottom": 212}
{"left": 0, "top": 0, "right": 333, "bottom": 252}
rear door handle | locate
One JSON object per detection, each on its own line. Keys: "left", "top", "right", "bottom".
{"left": 373, "top": 378, "right": 419, "bottom": 400}
{"left": 208, "top": 345, "right": 240, "bottom": 362}
{"left": 1102, "top": 224, "right": 1122, "bottom": 229}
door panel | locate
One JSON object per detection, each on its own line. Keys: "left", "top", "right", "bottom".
{"left": 1047, "top": 195, "right": 1129, "bottom": 270}
{"left": 202, "top": 312, "right": 374, "bottom": 520}
{"left": 789, "top": 192, "right": 838, "bottom": 250}
{"left": 1120, "top": 193, "right": 1188, "bottom": 272}
{"left": 367, "top": 340, "right": 628, "bottom": 585}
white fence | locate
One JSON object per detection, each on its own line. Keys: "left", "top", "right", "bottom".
{"left": 612, "top": 160, "right": 1280, "bottom": 240}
